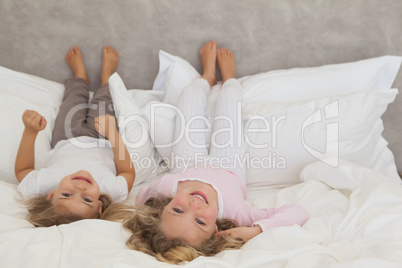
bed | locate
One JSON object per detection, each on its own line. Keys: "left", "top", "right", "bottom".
{"left": 1, "top": 1, "right": 402, "bottom": 267}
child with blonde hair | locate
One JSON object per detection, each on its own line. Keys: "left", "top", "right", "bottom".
{"left": 123, "top": 41, "right": 309, "bottom": 263}
{"left": 15, "top": 46, "right": 135, "bottom": 227}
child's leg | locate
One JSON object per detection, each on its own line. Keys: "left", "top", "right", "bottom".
{"left": 171, "top": 78, "right": 210, "bottom": 172}
{"left": 171, "top": 41, "right": 217, "bottom": 173}
{"left": 83, "top": 47, "right": 119, "bottom": 139}
{"left": 209, "top": 48, "right": 247, "bottom": 183}
{"left": 51, "top": 47, "right": 90, "bottom": 148}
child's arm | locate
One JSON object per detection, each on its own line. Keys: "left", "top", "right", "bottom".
{"left": 251, "top": 204, "right": 310, "bottom": 231}
{"left": 15, "top": 110, "right": 47, "bottom": 182}
{"left": 216, "top": 205, "right": 309, "bottom": 242}
{"left": 95, "top": 115, "right": 135, "bottom": 192}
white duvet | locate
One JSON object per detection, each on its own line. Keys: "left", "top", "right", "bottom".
{"left": 1, "top": 159, "right": 402, "bottom": 268}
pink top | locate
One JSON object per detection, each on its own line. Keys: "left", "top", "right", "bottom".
{"left": 136, "top": 165, "right": 309, "bottom": 231}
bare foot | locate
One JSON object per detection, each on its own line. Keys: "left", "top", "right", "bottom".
{"left": 200, "top": 41, "right": 217, "bottom": 87}
{"left": 217, "top": 48, "right": 236, "bottom": 83}
{"left": 65, "top": 46, "right": 89, "bottom": 85}
{"left": 101, "top": 46, "right": 119, "bottom": 86}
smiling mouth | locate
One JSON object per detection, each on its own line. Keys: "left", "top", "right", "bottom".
{"left": 191, "top": 191, "right": 208, "bottom": 204}
{"left": 72, "top": 176, "right": 92, "bottom": 184}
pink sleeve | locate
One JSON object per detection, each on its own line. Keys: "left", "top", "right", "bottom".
{"left": 252, "top": 204, "right": 309, "bottom": 231}
{"left": 135, "top": 176, "right": 174, "bottom": 206}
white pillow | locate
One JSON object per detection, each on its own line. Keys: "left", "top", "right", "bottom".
{"left": 142, "top": 101, "right": 178, "bottom": 161}
{"left": 243, "top": 89, "right": 400, "bottom": 187}
{"left": 240, "top": 55, "right": 401, "bottom": 102}
{"left": 0, "top": 66, "right": 64, "bottom": 184}
{"left": 152, "top": 50, "right": 200, "bottom": 105}
{"left": 108, "top": 73, "right": 167, "bottom": 186}
{"left": 149, "top": 52, "right": 401, "bottom": 186}
{"left": 154, "top": 51, "right": 401, "bottom": 104}
{"left": 150, "top": 53, "right": 401, "bottom": 151}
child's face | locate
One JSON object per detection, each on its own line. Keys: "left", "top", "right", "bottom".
{"left": 160, "top": 181, "right": 219, "bottom": 247}
{"left": 47, "top": 170, "right": 102, "bottom": 218}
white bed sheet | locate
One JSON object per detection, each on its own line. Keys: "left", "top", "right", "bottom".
{"left": 2, "top": 159, "right": 402, "bottom": 268}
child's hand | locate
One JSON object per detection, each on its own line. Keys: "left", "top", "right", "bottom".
{"left": 94, "top": 114, "right": 117, "bottom": 139}
{"left": 216, "top": 226, "right": 262, "bottom": 242}
{"left": 22, "top": 110, "right": 47, "bottom": 133}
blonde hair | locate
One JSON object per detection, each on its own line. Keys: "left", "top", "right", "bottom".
{"left": 123, "top": 197, "right": 244, "bottom": 264}
{"left": 23, "top": 193, "right": 114, "bottom": 227}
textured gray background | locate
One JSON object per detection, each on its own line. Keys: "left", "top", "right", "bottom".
{"left": 1, "top": 0, "right": 401, "bottom": 172}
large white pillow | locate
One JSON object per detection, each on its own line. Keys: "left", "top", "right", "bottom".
{"left": 149, "top": 52, "right": 401, "bottom": 186}
{"left": 0, "top": 66, "right": 64, "bottom": 184}
{"left": 243, "top": 89, "right": 400, "bottom": 187}
{"left": 108, "top": 73, "right": 168, "bottom": 186}
{"left": 240, "top": 55, "right": 401, "bottom": 102}
{"left": 153, "top": 51, "right": 401, "bottom": 105}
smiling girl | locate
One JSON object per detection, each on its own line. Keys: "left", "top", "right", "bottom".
{"left": 15, "top": 46, "right": 135, "bottom": 227}
{"left": 123, "top": 41, "right": 309, "bottom": 263}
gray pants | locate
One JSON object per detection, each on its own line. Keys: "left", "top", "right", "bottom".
{"left": 51, "top": 78, "right": 116, "bottom": 148}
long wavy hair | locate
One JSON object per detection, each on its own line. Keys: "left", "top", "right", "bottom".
{"left": 123, "top": 197, "right": 245, "bottom": 264}
{"left": 23, "top": 193, "right": 115, "bottom": 227}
